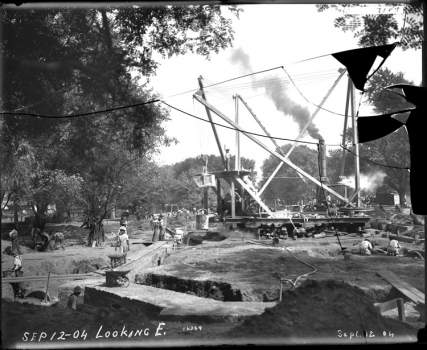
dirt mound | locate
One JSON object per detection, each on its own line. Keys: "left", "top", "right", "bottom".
{"left": 204, "top": 231, "right": 227, "bottom": 241}
{"left": 71, "top": 258, "right": 106, "bottom": 274}
{"left": 44, "top": 224, "right": 88, "bottom": 241}
{"left": 231, "top": 279, "right": 416, "bottom": 339}
{"left": 25, "top": 290, "right": 52, "bottom": 301}
{"left": 1, "top": 300, "right": 152, "bottom": 347}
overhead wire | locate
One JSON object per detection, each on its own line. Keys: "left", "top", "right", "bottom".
{"left": 281, "top": 66, "right": 349, "bottom": 117}
{"left": 1, "top": 63, "right": 410, "bottom": 120}
{"left": 161, "top": 100, "right": 319, "bottom": 145}
{"left": 0, "top": 98, "right": 161, "bottom": 119}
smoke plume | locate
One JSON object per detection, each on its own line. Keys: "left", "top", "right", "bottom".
{"left": 339, "top": 171, "right": 387, "bottom": 193}
{"left": 230, "top": 48, "right": 322, "bottom": 140}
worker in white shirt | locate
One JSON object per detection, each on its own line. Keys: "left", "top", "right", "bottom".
{"left": 387, "top": 237, "right": 401, "bottom": 256}
{"left": 9, "top": 228, "right": 22, "bottom": 255}
{"left": 116, "top": 226, "right": 129, "bottom": 254}
{"left": 359, "top": 239, "right": 373, "bottom": 255}
{"left": 158, "top": 214, "right": 165, "bottom": 241}
{"left": 10, "top": 252, "right": 25, "bottom": 299}
{"left": 11, "top": 253, "right": 22, "bottom": 276}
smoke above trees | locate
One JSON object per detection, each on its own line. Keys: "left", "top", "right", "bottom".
{"left": 230, "top": 47, "right": 322, "bottom": 140}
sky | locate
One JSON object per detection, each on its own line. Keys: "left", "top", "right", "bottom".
{"left": 147, "top": 4, "right": 422, "bottom": 178}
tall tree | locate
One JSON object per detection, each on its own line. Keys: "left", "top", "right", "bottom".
{"left": 1, "top": 5, "right": 240, "bottom": 241}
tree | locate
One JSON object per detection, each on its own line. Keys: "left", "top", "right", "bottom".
{"left": 361, "top": 68, "right": 412, "bottom": 205}
{"left": 317, "top": 2, "right": 423, "bottom": 49}
{"left": 260, "top": 145, "right": 319, "bottom": 206}
{"left": 327, "top": 69, "right": 412, "bottom": 206}
{"left": 317, "top": 3, "right": 418, "bottom": 205}
{"left": 119, "top": 154, "right": 257, "bottom": 214}
{"left": 1, "top": 5, "right": 240, "bottom": 241}
{"left": 171, "top": 154, "right": 256, "bottom": 210}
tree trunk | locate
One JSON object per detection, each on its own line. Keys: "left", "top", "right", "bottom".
{"left": 13, "top": 202, "right": 19, "bottom": 226}
{"left": 32, "top": 204, "right": 47, "bottom": 231}
{"left": 398, "top": 190, "right": 406, "bottom": 208}
{"left": 86, "top": 214, "right": 105, "bottom": 246}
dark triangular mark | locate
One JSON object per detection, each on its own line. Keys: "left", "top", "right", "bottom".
{"left": 332, "top": 43, "right": 396, "bottom": 91}
{"left": 357, "top": 114, "right": 403, "bottom": 143}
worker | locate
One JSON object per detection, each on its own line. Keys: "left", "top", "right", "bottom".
{"left": 31, "top": 227, "right": 40, "bottom": 246}
{"left": 387, "top": 237, "right": 401, "bottom": 256}
{"left": 67, "top": 286, "right": 82, "bottom": 310}
{"left": 158, "top": 214, "right": 165, "bottom": 241}
{"left": 115, "top": 226, "right": 129, "bottom": 254}
{"left": 119, "top": 214, "right": 128, "bottom": 227}
{"left": 9, "top": 228, "right": 22, "bottom": 255}
{"left": 52, "top": 232, "right": 65, "bottom": 250}
{"left": 152, "top": 215, "right": 159, "bottom": 242}
{"left": 359, "top": 239, "right": 373, "bottom": 256}
{"left": 225, "top": 148, "right": 231, "bottom": 170}
{"left": 328, "top": 202, "right": 338, "bottom": 217}
{"left": 10, "top": 252, "right": 25, "bottom": 299}
{"left": 35, "top": 231, "right": 50, "bottom": 251}
{"left": 119, "top": 226, "right": 130, "bottom": 254}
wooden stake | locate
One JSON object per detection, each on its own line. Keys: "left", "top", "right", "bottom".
{"left": 43, "top": 271, "right": 51, "bottom": 303}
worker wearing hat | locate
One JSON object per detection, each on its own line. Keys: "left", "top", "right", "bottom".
{"left": 67, "top": 286, "right": 82, "bottom": 310}
{"left": 359, "top": 238, "right": 373, "bottom": 256}
{"left": 117, "top": 226, "right": 130, "bottom": 254}
{"left": 9, "top": 228, "right": 22, "bottom": 255}
{"left": 387, "top": 237, "right": 401, "bottom": 256}
{"left": 225, "top": 148, "right": 231, "bottom": 171}
{"left": 8, "top": 252, "right": 25, "bottom": 299}
{"left": 158, "top": 214, "right": 165, "bottom": 241}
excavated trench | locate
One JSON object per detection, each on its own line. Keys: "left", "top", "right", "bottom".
{"left": 136, "top": 273, "right": 243, "bottom": 301}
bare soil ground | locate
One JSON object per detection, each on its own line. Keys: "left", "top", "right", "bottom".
{"left": 1, "top": 212, "right": 425, "bottom": 346}
{"left": 139, "top": 232, "right": 424, "bottom": 303}
{"left": 230, "top": 279, "right": 418, "bottom": 341}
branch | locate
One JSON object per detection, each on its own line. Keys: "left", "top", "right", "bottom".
{"left": 1, "top": 187, "right": 14, "bottom": 210}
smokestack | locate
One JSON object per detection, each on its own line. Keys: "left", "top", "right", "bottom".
{"left": 317, "top": 138, "right": 329, "bottom": 204}
{"left": 317, "top": 138, "right": 328, "bottom": 182}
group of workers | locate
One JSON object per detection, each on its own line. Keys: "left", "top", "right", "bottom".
{"left": 151, "top": 214, "right": 165, "bottom": 242}
{"left": 30, "top": 227, "right": 65, "bottom": 251}
{"left": 359, "top": 236, "right": 401, "bottom": 256}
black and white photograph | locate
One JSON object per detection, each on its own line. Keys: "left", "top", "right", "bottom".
{"left": 1, "top": 0, "right": 426, "bottom": 348}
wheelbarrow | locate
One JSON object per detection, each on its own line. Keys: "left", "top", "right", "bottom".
{"left": 105, "top": 270, "right": 131, "bottom": 288}
{"left": 107, "top": 252, "right": 127, "bottom": 268}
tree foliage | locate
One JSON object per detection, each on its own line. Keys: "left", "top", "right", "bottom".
{"left": 361, "top": 68, "right": 412, "bottom": 204}
{"left": 0, "top": 5, "right": 240, "bottom": 239}
{"left": 119, "top": 154, "right": 256, "bottom": 214}
{"left": 317, "top": 3, "right": 423, "bottom": 49}
{"left": 260, "top": 145, "right": 319, "bottom": 205}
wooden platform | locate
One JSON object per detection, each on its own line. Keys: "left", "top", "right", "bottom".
{"left": 377, "top": 270, "right": 425, "bottom": 305}
{"left": 225, "top": 216, "right": 371, "bottom": 228}
{"left": 1, "top": 272, "right": 97, "bottom": 284}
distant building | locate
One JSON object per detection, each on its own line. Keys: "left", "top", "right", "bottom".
{"left": 374, "top": 191, "right": 399, "bottom": 206}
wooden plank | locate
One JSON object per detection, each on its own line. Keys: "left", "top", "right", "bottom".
{"left": 374, "top": 298, "right": 406, "bottom": 321}
{"left": 1, "top": 273, "right": 96, "bottom": 283}
{"left": 374, "top": 298, "right": 402, "bottom": 313}
{"left": 377, "top": 270, "right": 424, "bottom": 305}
